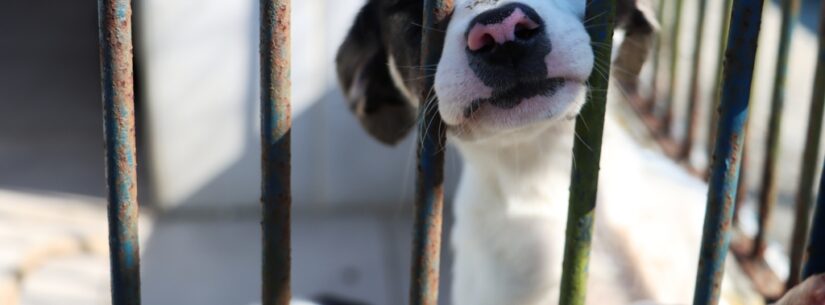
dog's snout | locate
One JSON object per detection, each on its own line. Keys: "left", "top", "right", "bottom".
{"left": 466, "top": 3, "right": 543, "bottom": 53}
{"left": 465, "top": 3, "right": 551, "bottom": 89}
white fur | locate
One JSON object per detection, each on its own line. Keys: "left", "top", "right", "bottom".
{"left": 434, "top": 0, "right": 592, "bottom": 130}
{"left": 419, "top": 2, "right": 822, "bottom": 304}
{"left": 431, "top": 2, "right": 592, "bottom": 304}
{"left": 451, "top": 119, "right": 575, "bottom": 305}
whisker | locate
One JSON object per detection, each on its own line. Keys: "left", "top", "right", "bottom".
{"left": 411, "top": 22, "right": 446, "bottom": 33}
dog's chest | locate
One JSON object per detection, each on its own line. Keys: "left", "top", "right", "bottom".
{"left": 451, "top": 173, "right": 569, "bottom": 305}
{"left": 449, "top": 126, "right": 574, "bottom": 305}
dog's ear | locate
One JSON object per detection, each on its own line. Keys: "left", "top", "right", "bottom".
{"left": 613, "top": 0, "right": 660, "bottom": 92}
{"left": 616, "top": 0, "right": 659, "bottom": 34}
{"left": 336, "top": 2, "right": 417, "bottom": 145}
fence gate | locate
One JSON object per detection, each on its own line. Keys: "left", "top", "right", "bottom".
{"left": 95, "top": 0, "right": 825, "bottom": 305}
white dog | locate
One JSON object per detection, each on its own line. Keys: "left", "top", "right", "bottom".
{"left": 333, "top": 1, "right": 824, "bottom": 304}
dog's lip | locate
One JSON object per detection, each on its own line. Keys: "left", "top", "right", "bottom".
{"left": 461, "top": 77, "right": 577, "bottom": 119}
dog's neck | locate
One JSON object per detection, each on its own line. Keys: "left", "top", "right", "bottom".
{"left": 452, "top": 119, "right": 575, "bottom": 215}
{"left": 448, "top": 119, "right": 576, "bottom": 305}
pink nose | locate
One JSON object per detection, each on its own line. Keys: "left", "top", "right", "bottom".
{"left": 466, "top": 7, "right": 541, "bottom": 52}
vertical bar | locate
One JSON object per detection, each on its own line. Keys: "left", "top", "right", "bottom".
{"left": 787, "top": 1, "right": 825, "bottom": 288}
{"left": 680, "top": 0, "right": 709, "bottom": 160}
{"left": 733, "top": 136, "right": 749, "bottom": 225}
{"left": 692, "top": 0, "right": 765, "bottom": 304}
{"left": 706, "top": 0, "right": 735, "bottom": 166}
{"left": 753, "top": 0, "right": 801, "bottom": 258}
{"left": 648, "top": 0, "right": 668, "bottom": 112}
{"left": 661, "top": 0, "right": 684, "bottom": 133}
{"left": 260, "top": 0, "right": 292, "bottom": 304}
{"left": 803, "top": 162, "right": 825, "bottom": 279}
{"left": 558, "top": 1, "right": 616, "bottom": 305}
{"left": 409, "top": 1, "right": 452, "bottom": 305}
{"left": 97, "top": 1, "right": 141, "bottom": 304}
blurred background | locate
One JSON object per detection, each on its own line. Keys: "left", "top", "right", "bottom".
{"left": 0, "top": 0, "right": 823, "bottom": 304}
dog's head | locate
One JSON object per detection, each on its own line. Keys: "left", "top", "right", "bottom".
{"left": 336, "top": 0, "right": 654, "bottom": 145}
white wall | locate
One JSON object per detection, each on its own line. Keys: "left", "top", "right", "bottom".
{"left": 137, "top": 0, "right": 461, "bottom": 210}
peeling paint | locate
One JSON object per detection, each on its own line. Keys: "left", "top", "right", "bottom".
{"left": 260, "top": 1, "right": 292, "bottom": 305}
{"left": 409, "top": 1, "right": 453, "bottom": 305}
{"left": 97, "top": 0, "right": 141, "bottom": 304}
{"left": 693, "top": 0, "right": 765, "bottom": 304}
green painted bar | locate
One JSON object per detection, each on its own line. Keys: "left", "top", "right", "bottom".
{"left": 558, "top": 1, "right": 616, "bottom": 304}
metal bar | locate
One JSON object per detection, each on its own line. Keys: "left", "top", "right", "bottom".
{"left": 705, "top": 0, "right": 735, "bottom": 168}
{"left": 260, "top": 0, "right": 292, "bottom": 304}
{"left": 558, "top": 1, "right": 616, "bottom": 304}
{"left": 661, "top": 0, "right": 684, "bottom": 134}
{"left": 692, "top": 0, "right": 765, "bottom": 303}
{"left": 647, "top": 0, "right": 667, "bottom": 112}
{"left": 733, "top": 134, "right": 749, "bottom": 225}
{"left": 97, "top": 1, "right": 141, "bottom": 304}
{"left": 803, "top": 162, "right": 825, "bottom": 279}
{"left": 754, "top": 0, "right": 801, "bottom": 258}
{"left": 787, "top": 0, "right": 825, "bottom": 288}
{"left": 409, "top": 1, "right": 452, "bottom": 305}
{"left": 680, "top": 0, "right": 709, "bottom": 160}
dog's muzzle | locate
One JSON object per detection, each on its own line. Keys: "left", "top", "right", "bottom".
{"left": 465, "top": 2, "right": 555, "bottom": 110}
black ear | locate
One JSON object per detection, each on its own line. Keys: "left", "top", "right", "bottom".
{"left": 336, "top": 2, "right": 417, "bottom": 145}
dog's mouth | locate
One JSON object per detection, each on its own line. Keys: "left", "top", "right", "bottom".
{"left": 463, "top": 77, "right": 566, "bottom": 118}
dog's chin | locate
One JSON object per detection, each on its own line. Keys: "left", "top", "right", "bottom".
{"left": 443, "top": 80, "right": 586, "bottom": 143}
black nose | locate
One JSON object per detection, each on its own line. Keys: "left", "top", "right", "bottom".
{"left": 465, "top": 3, "right": 551, "bottom": 89}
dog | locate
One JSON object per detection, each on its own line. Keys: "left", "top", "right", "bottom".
{"left": 333, "top": 0, "right": 824, "bottom": 304}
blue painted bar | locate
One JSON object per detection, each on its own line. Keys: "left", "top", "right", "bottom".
{"left": 409, "top": 1, "right": 452, "bottom": 305}
{"left": 804, "top": 162, "right": 825, "bottom": 279}
{"left": 260, "top": 0, "right": 292, "bottom": 304}
{"left": 558, "top": 1, "right": 616, "bottom": 305}
{"left": 97, "top": 0, "right": 141, "bottom": 304}
{"left": 788, "top": 0, "right": 825, "bottom": 288}
{"left": 692, "top": 0, "right": 765, "bottom": 304}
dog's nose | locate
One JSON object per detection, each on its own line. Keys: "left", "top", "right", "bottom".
{"left": 466, "top": 3, "right": 543, "bottom": 53}
{"left": 465, "top": 3, "right": 551, "bottom": 89}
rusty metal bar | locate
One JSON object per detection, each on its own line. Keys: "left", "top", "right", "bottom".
{"left": 692, "top": 0, "right": 764, "bottom": 303}
{"left": 804, "top": 162, "right": 825, "bottom": 279}
{"left": 661, "top": 0, "right": 684, "bottom": 133}
{"left": 409, "top": 1, "right": 452, "bottom": 305}
{"left": 97, "top": 1, "right": 141, "bottom": 304}
{"left": 705, "top": 0, "right": 734, "bottom": 166}
{"left": 787, "top": 0, "right": 825, "bottom": 289}
{"left": 558, "top": 1, "right": 616, "bottom": 305}
{"left": 680, "top": 0, "right": 709, "bottom": 161}
{"left": 260, "top": 0, "right": 292, "bottom": 304}
{"left": 647, "top": 0, "right": 667, "bottom": 112}
{"left": 753, "top": 0, "right": 801, "bottom": 258}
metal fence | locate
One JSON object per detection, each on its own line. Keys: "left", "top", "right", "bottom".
{"left": 635, "top": 0, "right": 825, "bottom": 302}
{"left": 95, "top": 0, "right": 825, "bottom": 305}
